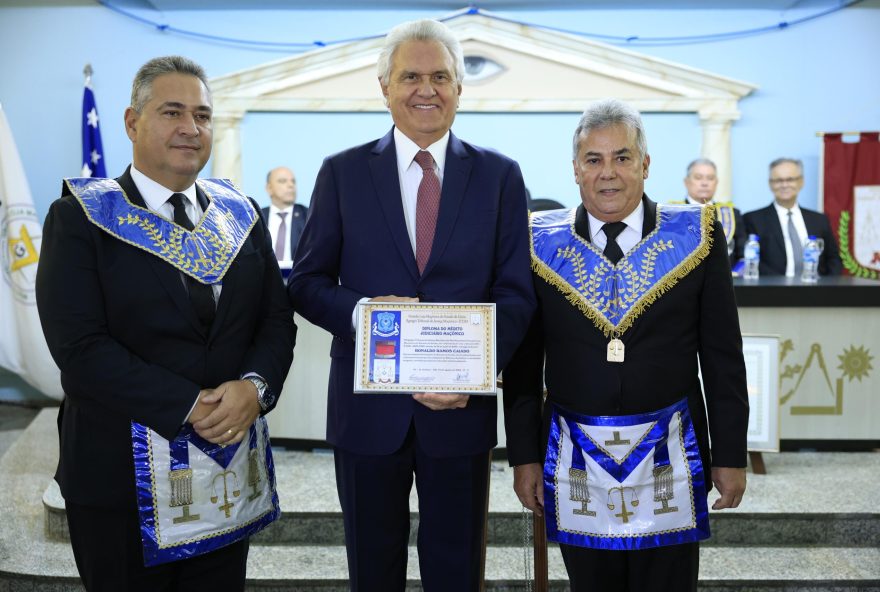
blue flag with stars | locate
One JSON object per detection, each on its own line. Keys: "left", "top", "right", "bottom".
{"left": 81, "top": 77, "right": 106, "bottom": 177}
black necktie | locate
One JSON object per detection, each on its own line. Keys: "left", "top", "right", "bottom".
{"left": 168, "top": 193, "right": 216, "bottom": 328}
{"left": 602, "top": 221, "right": 628, "bottom": 265}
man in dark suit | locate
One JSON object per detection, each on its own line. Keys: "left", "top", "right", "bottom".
{"left": 36, "top": 56, "right": 295, "bottom": 591}
{"left": 504, "top": 99, "right": 748, "bottom": 592}
{"left": 676, "top": 158, "right": 746, "bottom": 266}
{"left": 743, "top": 158, "right": 842, "bottom": 277}
{"left": 288, "top": 19, "right": 535, "bottom": 592}
{"left": 262, "top": 166, "right": 308, "bottom": 263}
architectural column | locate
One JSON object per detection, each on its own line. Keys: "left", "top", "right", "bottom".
{"left": 211, "top": 112, "right": 244, "bottom": 184}
{"left": 698, "top": 106, "right": 740, "bottom": 203}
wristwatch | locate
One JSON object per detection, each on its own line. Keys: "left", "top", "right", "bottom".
{"left": 245, "top": 375, "right": 275, "bottom": 412}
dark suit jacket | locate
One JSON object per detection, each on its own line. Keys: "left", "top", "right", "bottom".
{"left": 261, "top": 203, "right": 308, "bottom": 261}
{"left": 37, "top": 168, "right": 296, "bottom": 508}
{"left": 503, "top": 197, "right": 749, "bottom": 480}
{"left": 288, "top": 129, "right": 536, "bottom": 458}
{"left": 743, "top": 203, "right": 843, "bottom": 276}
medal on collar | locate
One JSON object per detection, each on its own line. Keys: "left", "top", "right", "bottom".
{"left": 607, "top": 334, "right": 625, "bottom": 363}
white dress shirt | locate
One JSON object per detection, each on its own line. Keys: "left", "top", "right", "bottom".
{"left": 130, "top": 164, "right": 221, "bottom": 300}
{"left": 394, "top": 127, "right": 449, "bottom": 253}
{"left": 267, "top": 203, "right": 294, "bottom": 262}
{"left": 773, "top": 201, "right": 808, "bottom": 277}
{"left": 586, "top": 201, "right": 645, "bottom": 257}
{"left": 351, "top": 129, "right": 451, "bottom": 329}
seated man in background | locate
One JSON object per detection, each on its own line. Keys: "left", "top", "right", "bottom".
{"left": 263, "top": 166, "right": 308, "bottom": 263}
{"left": 744, "top": 158, "right": 842, "bottom": 277}
{"left": 672, "top": 158, "right": 745, "bottom": 266}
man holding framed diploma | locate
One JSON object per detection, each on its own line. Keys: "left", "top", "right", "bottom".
{"left": 288, "top": 19, "right": 535, "bottom": 592}
{"left": 354, "top": 302, "right": 496, "bottom": 395}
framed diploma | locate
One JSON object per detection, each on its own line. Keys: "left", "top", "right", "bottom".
{"left": 742, "top": 333, "right": 780, "bottom": 452}
{"left": 354, "top": 302, "right": 497, "bottom": 395}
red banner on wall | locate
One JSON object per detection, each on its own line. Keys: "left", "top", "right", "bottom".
{"left": 823, "top": 132, "right": 880, "bottom": 279}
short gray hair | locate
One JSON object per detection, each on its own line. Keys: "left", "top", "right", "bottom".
{"left": 377, "top": 19, "right": 465, "bottom": 86}
{"left": 769, "top": 157, "right": 803, "bottom": 176}
{"left": 130, "top": 56, "right": 210, "bottom": 113}
{"left": 686, "top": 158, "right": 717, "bottom": 177}
{"left": 572, "top": 99, "right": 648, "bottom": 161}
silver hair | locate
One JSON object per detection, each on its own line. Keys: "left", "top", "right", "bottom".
{"left": 376, "top": 19, "right": 465, "bottom": 86}
{"left": 769, "top": 157, "right": 803, "bottom": 175}
{"left": 130, "top": 56, "right": 210, "bottom": 113}
{"left": 686, "top": 158, "right": 717, "bottom": 177}
{"left": 572, "top": 99, "right": 648, "bottom": 161}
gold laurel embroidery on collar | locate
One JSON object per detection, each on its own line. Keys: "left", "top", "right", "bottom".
{"left": 65, "top": 179, "right": 254, "bottom": 284}
{"left": 578, "top": 421, "right": 657, "bottom": 466}
{"left": 198, "top": 179, "right": 260, "bottom": 282}
{"left": 530, "top": 205, "right": 715, "bottom": 339}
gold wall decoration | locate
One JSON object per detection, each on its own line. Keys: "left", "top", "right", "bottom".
{"left": 778, "top": 339, "right": 873, "bottom": 416}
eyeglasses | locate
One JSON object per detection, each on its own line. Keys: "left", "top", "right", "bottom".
{"left": 769, "top": 176, "right": 802, "bottom": 186}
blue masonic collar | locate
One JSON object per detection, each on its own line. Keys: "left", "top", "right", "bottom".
{"left": 529, "top": 204, "right": 714, "bottom": 338}
{"left": 64, "top": 177, "right": 257, "bottom": 284}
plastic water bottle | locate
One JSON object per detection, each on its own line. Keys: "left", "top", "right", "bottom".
{"left": 801, "top": 235, "right": 823, "bottom": 283}
{"left": 743, "top": 234, "right": 760, "bottom": 280}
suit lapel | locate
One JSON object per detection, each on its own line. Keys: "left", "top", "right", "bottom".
{"left": 369, "top": 130, "right": 420, "bottom": 280}
{"left": 422, "top": 133, "right": 472, "bottom": 276}
{"left": 802, "top": 209, "right": 819, "bottom": 236}
{"left": 116, "top": 168, "right": 207, "bottom": 336}
{"left": 766, "top": 205, "right": 786, "bottom": 253}
{"left": 641, "top": 195, "right": 658, "bottom": 237}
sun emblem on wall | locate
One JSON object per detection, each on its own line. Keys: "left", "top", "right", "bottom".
{"left": 837, "top": 345, "right": 873, "bottom": 382}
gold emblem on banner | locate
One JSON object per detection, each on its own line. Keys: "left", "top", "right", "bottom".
{"left": 7, "top": 224, "right": 38, "bottom": 271}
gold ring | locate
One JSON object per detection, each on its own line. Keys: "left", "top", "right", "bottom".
{"left": 227, "top": 429, "right": 234, "bottom": 436}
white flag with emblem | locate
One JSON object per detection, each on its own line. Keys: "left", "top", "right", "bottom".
{"left": 0, "top": 104, "right": 62, "bottom": 399}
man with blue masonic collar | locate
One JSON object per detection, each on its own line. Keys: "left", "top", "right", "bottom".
{"left": 503, "top": 98, "right": 749, "bottom": 592}
{"left": 36, "top": 56, "right": 295, "bottom": 590}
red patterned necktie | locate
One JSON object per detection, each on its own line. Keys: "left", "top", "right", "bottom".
{"left": 275, "top": 211, "right": 288, "bottom": 261}
{"left": 414, "top": 150, "right": 441, "bottom": 274}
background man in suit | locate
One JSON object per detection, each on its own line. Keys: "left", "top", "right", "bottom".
{"left": 36, "top": 56, "right": 295, "bottom": 591}
{"left": 744, "top": 158, "right": 842, "bottom": 277}
{"left": 504, "top": 99, "right": 748, "bottom": 592}
{"left": 263, "top": 165, "right": 308, "bottom": 263}
{"left": 681, "top": 157, "right": 746, "bottom": 265}
{"left": 288, "top": 19, "right": 535, "bottom": 591}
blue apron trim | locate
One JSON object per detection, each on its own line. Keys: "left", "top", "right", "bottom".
{"left": 132, "top": 418, "right": 280, "bottom": 566}
{"left": 543, "top": 399, "right": 710, "bottom": 551}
